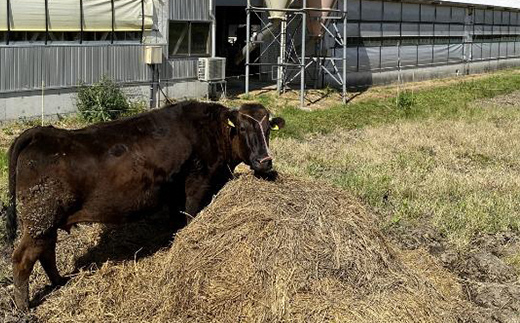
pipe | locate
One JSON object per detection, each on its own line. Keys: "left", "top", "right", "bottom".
{"left": 80, "top": 0, "right": 84, "bottom": 44}
{"left": 45, "top": 0, "right": 49, "bottom": 45}
{"left": 277, "top": 19, "right": 287, "bottom": 93}
{"left": 111, "top": 0, "right": 115, "bottom": 44}
{"left": 301, "top": 0, "right": 306, "bottom": 108}
{"left": 209, "top": 0, "right": 216, "bottom": 57}
{"left": 342, "top": 0, "right": 347, "bottom": 104}
{"left": 235, "top": 20, "right": 281, "bottom": 65}
{"left": 246, "top": 0, "right": 251, "bottom": 95}
{"left": 6, "top": 0, "right": 9, "bottom": 45}
{"left": 141, "top": 0, "right": 145, "bottom": 44}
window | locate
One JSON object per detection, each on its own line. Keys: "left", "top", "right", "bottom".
{"left": 345, "top": 36, "right": 463, "bottom": 48}
{"left": 169, "top": 21, "right": 210, "bottom": 57}
{"left": 48, "top": 32, "right": 81, "bottom": 42}
{"left": 9, "top": 31, "right": 46, "bottom": 43}
{"left": 475, "top": 35, "right": 519, "bottom": 43}
{"left": 382, "top": 37, "right": 399, "bottom": 46}
{"left": 191, "top": 23, "right": 210, "bottom": 55}
{"left": 401, "top": 37, "right": 418, "bottom": 46}
{"left": 169, "top": 22, "right": 190, "bottom": 55}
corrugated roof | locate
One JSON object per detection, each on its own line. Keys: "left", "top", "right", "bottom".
{"left": 438, "top": 0, "right": 520, "bottom": 10}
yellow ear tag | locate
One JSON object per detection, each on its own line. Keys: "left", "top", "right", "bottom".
{"left": 227, "top": 119, "right": 235, "bottom": 127}
{"left": 271, "top": 124, "right": 279, "bottom": 131}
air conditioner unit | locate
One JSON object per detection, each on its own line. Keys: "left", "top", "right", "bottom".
{"left": 198, "top": 57, "right": 226, "bottom": 82}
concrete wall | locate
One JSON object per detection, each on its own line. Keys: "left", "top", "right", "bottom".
{"left": 329, "top": 57, "right": 520, "bottom": 89}
{"left": 0, "top": 80, "right": 209, "bottom": 122}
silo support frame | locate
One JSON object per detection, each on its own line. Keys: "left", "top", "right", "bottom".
{"left": 244, "top": 1, "right": 348, "bottom": 109}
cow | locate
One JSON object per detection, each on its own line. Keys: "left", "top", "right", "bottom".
{"left": 4, "top": 101, "right": 285, "bottom": 311}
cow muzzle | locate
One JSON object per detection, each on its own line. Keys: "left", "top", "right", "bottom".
{"left": 251, "top": 155, "right": 273, "bottom": 173}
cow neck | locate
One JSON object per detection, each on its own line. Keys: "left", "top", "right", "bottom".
{"left": 221, "top": 115, "right": 240, "bottom": 170}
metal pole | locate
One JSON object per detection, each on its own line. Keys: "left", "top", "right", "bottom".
{"left": 44, "top": 0, "right": 49, "bottom": 44}
{"left": 433, "top": 5, "right": 436, "bottom": 66}
{"left": 80, "top": 0, "right": 84, "bottom": 44}
{"left": 342, "top": 0, "right": 347, "bottom": 104}
{"left": 448, "top": 6, "right": 452, "bottom": 65}
{"left": 150, "top": 65, "right": 155, "bottom": 109}
{"left": 210, "top": 0, "right": 216, "bottom": 57}
{"left": 245, "top": 0, "right": 251, "bottom": 96}
{"left": 41, "top": 81, "right": 45, "bottom": 126}
{"left": 111, "top": 0, "right": 115, "bottom": 44}
{"left": 418, "top": 4, "right": 421, "bottom": 69}
{"left": 141, "top": 0, "right": 145, "bottom": 44}
{"left": 278, "top": 19, "right": 287, "bottom": 93}
{"left": 508, "top": 10, "right": 511, "bottom": 58}
{"left": 301, "top": 0, "right": 307, "bottom": 108}
{"left": 6, "top": 0, "right": 10, "bottom": 45}
{"left": 357, "top": 0, "right": 361, "bottom": 73}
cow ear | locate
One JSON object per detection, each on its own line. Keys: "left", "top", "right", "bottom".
{"left": 226, "top": 109, "right": 239, "bottom": 128}
{"left": 270, "top": 117, "right": 285, "bottom": 131}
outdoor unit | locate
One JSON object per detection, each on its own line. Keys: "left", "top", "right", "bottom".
{"left": 144, "top": 46, "right": 163, "bottom": 65}
{"left": 198, "top": 57, "right": 226, "bottom": 82}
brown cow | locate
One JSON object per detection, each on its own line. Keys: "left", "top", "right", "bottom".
{"left": 5, "top": 101, "right": 285, "bottom": 311}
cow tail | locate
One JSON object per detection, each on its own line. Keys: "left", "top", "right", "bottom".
{"left": 6, "top": 131, "right": 34, "bottom": 245}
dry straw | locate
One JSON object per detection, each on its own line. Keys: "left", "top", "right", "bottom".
{"left": 20, "top": 174, "right": 469, "bottom": 322}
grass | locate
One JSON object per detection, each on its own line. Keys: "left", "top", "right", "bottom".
{"left": 505, "top": 253, "right": 520, "bottom": 276}
{"left": 272, "top": 87, "right": 520, "bottom": 249}
{"left": 1, "top": 69, "right": 520, "bottom": 250}
{"left": 273, "top": 69, "right": 520, "bottom": 139}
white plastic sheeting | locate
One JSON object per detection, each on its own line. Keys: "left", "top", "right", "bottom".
{"left": 9, "top": 0, "right": 46, "bottom": 31}
{"left": 0, "top": 0, "right": 153, "bottom": 32}
{"left": 49, "top": 1, "right": 81, "bottom": 31}
{"left": 0, "top": 1, "right": 6, "bottom": 31}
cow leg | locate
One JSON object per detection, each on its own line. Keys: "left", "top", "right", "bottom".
{"left": 39, "top": 231, "right": 67, "bottom": 286}
{"left": 12, "top": 232, "right": 45, "bottom": 311}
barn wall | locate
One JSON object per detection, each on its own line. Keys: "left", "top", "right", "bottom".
{"left": 0, "top": 45, "right": 200, "bottom": 93}
{"left": 256, "top": 0, "right": 520, "bottom": 89}
{"left": 170, "top": 0, "right": 211, "bottom": 21}
{"left": 0, "top": 0, "right": 213, "bottom": 120}
{"left": 327, "top": 0, "right": 520, "bottom": 88}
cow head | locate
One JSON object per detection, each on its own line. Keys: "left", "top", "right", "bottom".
{"left": 226, "top": 103, "right": 285, "bottom": 175}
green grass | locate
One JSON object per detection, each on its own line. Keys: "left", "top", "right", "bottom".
{"left": 274, "top": 69, "right": 520, "bottom": 140}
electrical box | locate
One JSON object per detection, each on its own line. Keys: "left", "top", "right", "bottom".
{"left": 144, "top": 46, "right": 163, "bottom": 65}
{"left": 198, "top": 57, "right": 226, "bottom": 82}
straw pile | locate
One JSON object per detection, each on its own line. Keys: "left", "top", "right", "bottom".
{"left": 32, "top": 174, "right": 467, "bottom": 322}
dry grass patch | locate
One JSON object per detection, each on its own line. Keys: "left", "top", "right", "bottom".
{"left": 272, "top": 114, "right": 520, "bottom": 248}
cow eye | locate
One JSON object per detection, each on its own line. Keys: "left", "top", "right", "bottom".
{"left": 240, "top": 126, "right": 246, "bottom": 132}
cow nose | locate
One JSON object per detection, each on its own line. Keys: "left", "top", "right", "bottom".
{"left": 258, "top": 156, "right": 273, "bottom": 164}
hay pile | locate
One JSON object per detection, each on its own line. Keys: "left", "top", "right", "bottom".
{"left": 33, "top": 175, "right": 467, "bottom": 322}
